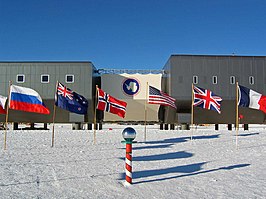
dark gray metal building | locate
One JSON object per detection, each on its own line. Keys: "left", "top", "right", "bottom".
{"left": 161, "top": 55, "right": 266, "bottom": 125}
{"left": 0, "top": 61, "right": 97, "bottom": 125}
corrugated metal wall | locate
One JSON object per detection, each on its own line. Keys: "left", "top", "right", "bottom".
{"left": 162, "top": 55, "right": 266, "bottom": 124}
{"left": 0, "top": 62, "right": 95, "bottom": 123}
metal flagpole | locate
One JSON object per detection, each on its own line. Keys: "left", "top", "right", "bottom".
{"left": 191, "top": 83, "right": 194, "bottom": 140}
{"left": 144, "top": 82, "right": 148, "bottom": 142}
{"left": 51, "top": 81, "right": 58, "bottom": 147}
{"left": 4, "top": 81, "right": 12, "bottom": 150}
{"left": 236, "top": 82, "right": 239, "bottom": 148}
{"left": 51, "top": 104, "right": 56, "bottom": 147}
{"left": 93, "top": 85, "right": 98, "bottom": 144}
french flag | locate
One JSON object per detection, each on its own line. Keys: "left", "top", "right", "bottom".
{"left": 9, "top": 85, "right": 50, "bottom": 114}
{"left": 238, "top": 85, "right": 266, "bottom": 113}
{"left": 0, "top": 95, "right": 7, "bottom": 114}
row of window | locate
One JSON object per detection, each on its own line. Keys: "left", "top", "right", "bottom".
{"left": 16, "top": 74, "right": 75, "bottom": 83}
{"left": 192, "top": 76, "right": 255, "bottom": 85}
{"left": 13, "top": 74, "right": 256, "bottom": 85}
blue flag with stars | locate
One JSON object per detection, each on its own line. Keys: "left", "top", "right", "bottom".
{"left": 55, "top": 82, "right": 88, "bottom": 115}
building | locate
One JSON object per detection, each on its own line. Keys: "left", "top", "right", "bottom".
{"left": 162, "top": 55, "right": 266, "bottom": 125}
{"left": 1, "top": 55, "right": 266, "bottom": 130}
{"left": 0, "top": 61, "right": 97, "bottom": 127}
{"left": 98, "top": 69, "right": 163, "bottom": 123}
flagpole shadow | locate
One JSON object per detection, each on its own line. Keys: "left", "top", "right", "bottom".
{"left": 132, "top": 163, "right": 250, "bottom": 184}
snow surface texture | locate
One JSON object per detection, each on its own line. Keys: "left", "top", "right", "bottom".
{"left": 0, "top": 124, "right": 265, "bottom": 198}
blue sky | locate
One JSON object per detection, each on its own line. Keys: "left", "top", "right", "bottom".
{"left": 1, "top": 0, "right": 266, "bottom": 70}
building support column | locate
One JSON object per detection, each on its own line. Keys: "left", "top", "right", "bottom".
{"left": 13, "top": 122, "right": 19, "bottom": 130}
{"left": 228, "top": 124, "right": 232, "bottom": 131}
{"left": 88, "top": 123, "right": 92, "bottom": 130}
{"left": 170, "top": 124, "right": 175, "bottom": 130}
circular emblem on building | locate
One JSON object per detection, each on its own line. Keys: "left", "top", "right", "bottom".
{"left": 122, "top": 78, "right": 140, "bottom": 96}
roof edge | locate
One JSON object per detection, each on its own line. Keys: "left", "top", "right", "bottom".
{"left": 170, "top": 54, "right": 266, "bottom": 58}
{"left": 0, "top": 61, "right": 93, "bottom": 63}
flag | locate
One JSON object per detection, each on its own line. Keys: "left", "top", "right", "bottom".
{"left": 55, "top": 82, "right": 88, "bottom": 115}
{"left": 238, "top": 85, "right": 266, "bottom": 113}
{"left": 9, "top": 85, "right": 50, "bottom": 114}
{"left": 193, "top": 85, "right": 222, "bottom": 113}
{"left": 97, "top": 88, "right": 127, "bottom": 118}
{"left": 148, "top": 85, "right": 177, "bottom": 109}
{"left": 239, "top": 114, "right": 244, "bottom": 119}
{"left": 0, "top": 95, "right": 7, "bottom": 114}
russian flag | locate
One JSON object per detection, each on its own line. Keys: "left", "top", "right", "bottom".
{"left": 238, "top": 85, "right": 266, "bottom": 113}
{"left": 0, "top": 95, "right": 7, "bottom": 114}
{"left": 9, "top": 85, "right": 50, "bottom": 114}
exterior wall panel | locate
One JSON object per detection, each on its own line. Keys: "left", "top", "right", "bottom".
{"left": 0, "top": 62, "right": 95, "bottom": 123}
{"left": 101, "top": 73, "right": 162, "bottom": 122}
{"left": 163, "top": 55, "right": 266, "bottom": 124}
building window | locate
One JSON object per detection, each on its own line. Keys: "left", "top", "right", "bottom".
{"left": 193, "top": 76, "right": 198, "bottom": 84}
{"left": 17, "top": 74, "right": 25, "bottom": 83}
{"left": 65, "top": 74, "right": 74, "bottom": 83}
{"left": 41, "top": 74, "right": 49, "bottom": 83}
{"left": 249, "top": 76, "right": 254, "bottom": 85}
{"left": 230, "top": 76, "right": 235, "bottom": 84}
{"left": 212, "top": 76, "right": 218, "bottom": 84}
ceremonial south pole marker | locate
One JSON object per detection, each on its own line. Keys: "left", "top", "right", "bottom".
{"left": 122, "top": 127, "right": 136, "bottom": 186}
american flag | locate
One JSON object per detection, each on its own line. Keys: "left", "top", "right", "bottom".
{"left": 97, "top": 88, "right": 127, "bottom": 118}
{"left": 193, "top": 85, "right": 222, "bottom": 114}
{"left": 148, "top": 86, "right": 176, "bottom": 109}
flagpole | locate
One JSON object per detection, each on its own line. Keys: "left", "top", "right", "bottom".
{"left": 93, "top": 85, "right": 98, "bottom": 144}
{"left": 4, "top": 81, "right": 12, "bottom": 150}
{"left": 236, "top": 81, "right": 239, "bottom": 148}
{"left": 51, "top": 81, "right": 58, "bottom": 147}
{"left": 51, "top": 104, "right": 56, "bottom": 147}
{"left": 191, "top": 83, "right": 194, "bottom": 140}
{"left": 144, "top": 82, "right": 148, "bottom": 142}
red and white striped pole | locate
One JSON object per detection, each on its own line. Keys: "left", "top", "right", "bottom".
{"left": 122, "top": 127, "right": 136, "bottom": 186}
{"left": 125, "top": 143, "right": 133, "bottom": 186}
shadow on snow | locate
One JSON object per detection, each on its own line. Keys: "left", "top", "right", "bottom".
{"left": 126, "top": 163, "right": 250, "bottom": 184}
{"left": 119, "top": 151, "right": 193, "bottom": 162}
{"left": 237, "top": 132, "right": 259, "bottom": 137}
{"left": 139, "top": 134, "right": 220, "bottom": 145}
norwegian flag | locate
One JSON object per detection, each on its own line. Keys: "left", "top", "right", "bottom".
{"left": 97, "top": 88, "right": 127, "bottom": 118}
{"left": 193, "top": 85, "right": 222, "bottom": 114}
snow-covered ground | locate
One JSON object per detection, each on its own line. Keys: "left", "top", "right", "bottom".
{"left": 0, "top": 123, "right": 265, "bottom": 198}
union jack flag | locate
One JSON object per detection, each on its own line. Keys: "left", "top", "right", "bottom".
{"left": 57, "top": 82, "right": 73, "bottom": 100}
{"left": 193, "top": 85, "right": 222, "bottom": 114}
{"left": 97, "top": 88, "right": 127, "bottom": 118}
{"left": 55, "top": 82, "right": 88, "bottom": 115}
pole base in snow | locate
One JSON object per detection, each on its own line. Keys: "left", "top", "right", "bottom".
{"left": 124, "top": 181, "right": 132, "bottom": 187}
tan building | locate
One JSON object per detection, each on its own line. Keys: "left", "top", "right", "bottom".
{"left": 99, "top": 70, "right": 163, "bottom": 123}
